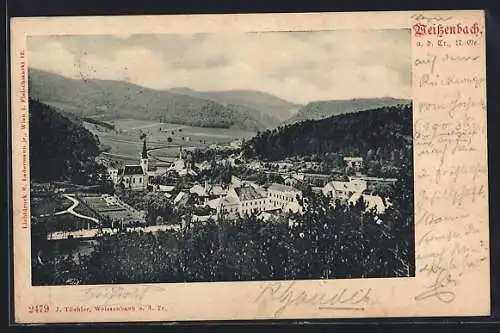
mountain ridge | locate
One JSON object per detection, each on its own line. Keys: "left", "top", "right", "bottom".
{"left": 168, "top": 87, "right": 302, "bottom": 122}
{"left": 28, "top": 69, "right": 288, "bottom": 131}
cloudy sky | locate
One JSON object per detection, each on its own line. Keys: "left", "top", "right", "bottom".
{"left": 27, "top": 30, "right": 411, "bottom": 104}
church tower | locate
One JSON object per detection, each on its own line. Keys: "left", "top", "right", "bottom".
{"left": 140, "top": 138, "right": 149, "bottom": 175}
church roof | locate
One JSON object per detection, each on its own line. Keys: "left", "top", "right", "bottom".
{"left": 122, "top": 165, "right": 144, "bottom": 175}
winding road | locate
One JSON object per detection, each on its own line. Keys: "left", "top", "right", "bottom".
{"left": 54, "top": 194, "right": 100, "bottom": 225}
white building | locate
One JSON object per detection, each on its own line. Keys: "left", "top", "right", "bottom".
{"left": 116, "top": 140, "right": 149, "bottom": 191}
{"left": 117, "top": 165, "right": 147, "bottom": 191}
{"left": 108, "top": 167, "right": 119, "bottom": 184}
{"left": 322, "top": 179, "right": 367, "bottom": 202}
{"left": 189, "top": 181, "right": 227, "bottom": 204}
{"left": 168, "top": 147, "right": 197, "bottom": 177}
{"left": 230, "top": 138, "right": 243, "bottom": 148}
{"left": 348, "top": 193, "right": 390, "bottom": 214}
{"left": 344, "top": 156, "right": 364, "bottom": 169}
{"left": 284, "top": 173, "right": 305, "bottom": 187}
{"left": 267, "top": 183, "right": 302, "bottom": 212}
{"left": 114, "top": 139, "right": 171, "bottom": 191}
{"left": 206, "top": 183, "right": 268, "bottom": 218}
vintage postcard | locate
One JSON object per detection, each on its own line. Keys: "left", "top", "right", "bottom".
{"left": 10, "top": 10, "right": 489, "bottom": 323}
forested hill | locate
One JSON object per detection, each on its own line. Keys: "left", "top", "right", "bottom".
{"left": 169, "top": 87, "right": 302, "bottom": 122}
{"left": 243, "top": 104, "right": 413, "bottom": 164}
{"left": 29, "top": 99, "right": 101, "bottom": 183}
{"left": 287, "top": 98, "right": 411, "bottom": 124}
{"left": 29, "top": 69, "right": 280, "bottom": 131}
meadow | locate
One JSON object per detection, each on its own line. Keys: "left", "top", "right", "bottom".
{"left": 87, "top": 118, "right": 255, "bottom": 161}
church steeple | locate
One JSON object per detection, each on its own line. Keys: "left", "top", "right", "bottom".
{"left": 140, "top": 138, "right": 149, "bottom": 177}
{"left": 142, "top": 139, "right": 148, "bottom": 159}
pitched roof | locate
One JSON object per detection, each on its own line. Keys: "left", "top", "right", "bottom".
{"left": 205, "top": 197, "right": 222, "bottom": 209}
{"left": 190, "top": 184, "right": 206, "bottom": 196}
{"left": 325, "top": 181, "right": 359, "bottom": 193}
{"left": 178, "top": 168, "right": 197, "bottom": 177}
{"left": 174, "top": 191, "right": 186, "bottom": 204}
{"left": 220, "top": 195, "right": 241, "bottom": 206}
{"left": 123, "top": 165, "right": 144, "bottom": 175}
{"left": 157, "top": 185, "right": 175, "bottom": 192}
{"left": 268, "top": 183, "right": 300, "bottom": 193}
{"left": 210, "top": 185, "right": 226, "bottom": 196}
{"left": 234, "top": 185, "right": 266, "bottom": 201}
{"left": 348, "top": 193, "right": 388, "bottom": 214}
{"left": 285, "top": 200, "right": 302, "bottom": 214}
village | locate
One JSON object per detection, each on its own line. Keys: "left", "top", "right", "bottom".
{"left": 104, "top": 138, "right": 397, "bottom": 231}
{"left": 31, "top": 134, "right": 400, "bottom": 243}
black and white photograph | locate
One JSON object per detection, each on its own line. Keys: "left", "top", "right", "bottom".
{"left": 27, "top": 29, "right": 415, "bottom": 286}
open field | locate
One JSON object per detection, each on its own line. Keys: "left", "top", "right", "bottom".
{"left": 93, "top": 118, "right": 255, "bottom": 162}
{"left": 78, "top": 194, "right": 145, "bottom": 224}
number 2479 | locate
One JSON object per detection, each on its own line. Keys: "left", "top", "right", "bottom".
{"left": 28, "top": 304, "right": 50, "bottom": 313}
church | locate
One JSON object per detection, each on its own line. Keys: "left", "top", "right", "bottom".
{"left": 115, "top": 139, "right": 150, "bottom": 191}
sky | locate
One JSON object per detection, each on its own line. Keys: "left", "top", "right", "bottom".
{"left": 27, "top": 30, "right": 411, "bottom": 104}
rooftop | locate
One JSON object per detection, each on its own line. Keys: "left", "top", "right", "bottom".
{"left": 234, "top": 185, "right": 266, "bottom": 201}
{"left": 268, "top": 183, "right": 300, "bottom": 193}
{"left": 324, "top": 181, "right": 361, "bottom": 193}
{"left": 122, "top": 165, "right": 144, "bottom": 176}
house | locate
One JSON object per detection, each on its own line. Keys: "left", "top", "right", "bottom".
{"left": 230, "top": 138, "right": 243, "bottom": 148}
{"left": 147, "top": 166, "right": 169, "bottom": 180}
{"left": 284, "top": 200, "right": 303, "bottom": 214}
{"left": 154, "top": 184, "right": 176, "bottom": 193}
{"left": 195, "top": 161, "right": 212, "bottom": 171}
{"left": 344, "top": 157, "right": 364, "bottom": 170}
{"left": 209, "top": 183, "right": 268, "bottom": 218}
{"left": 267, "top": 183, "right": 302, "bottom": 212}
{"left": 348, "top": 193, "right": 390, "bottom": 214}
{"left": 322, "top": 179, "right": 367, "bottom": 201}
{"left": 231, "top": 176, "right": 243, "bottom": 188}
{"left": 284, "top": 173, "right": 305, "bottom": 187}
{"left": 256, "top": 211, "right": 279, "bottom": 222}
{"left": 192, "top": 214, "right": 217, "bottom": 223}
{"left": 348, "top": 175, "right": 397, "bottom": 187}
{"left": 173, "top": 191, "right": 195, "bottom": 208}
{"left": 231, "top": 184, "right": 268, "bottom": 216}
{"left": 216, "top": 195, "right": 241, "bottom": 217}
{"left": 189, "top": 181, "right": 227, "bottom": 204}
{"left": 108, "top": 167, "right": 119, "bottom": 184}
{"left": 169, "top": 147, "right": 197, "bottom": 177}
{"left": 247, "top": 161, "right": 262, "bottom": 171}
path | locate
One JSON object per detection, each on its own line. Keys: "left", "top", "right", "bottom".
{"left": 129, "top": 124, "right": 187, "bottom": 131}
{"left": 47, "top": 224, "right": 182, "bottom": 241}
{"left": 54, "top": 194, "right": 100, "bottom": 225}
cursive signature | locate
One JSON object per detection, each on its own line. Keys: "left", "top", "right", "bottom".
{"left": 255, "top": 281, "right": 372, "bottom": 318}
{"left": 411, "top": 14, "right": 453, "bottom": 23}
{"left": 414, "top": 268, "right": 457, "bottom": 303}
{"left": 82, "top": 285, "right": 166, "bottom": 305}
